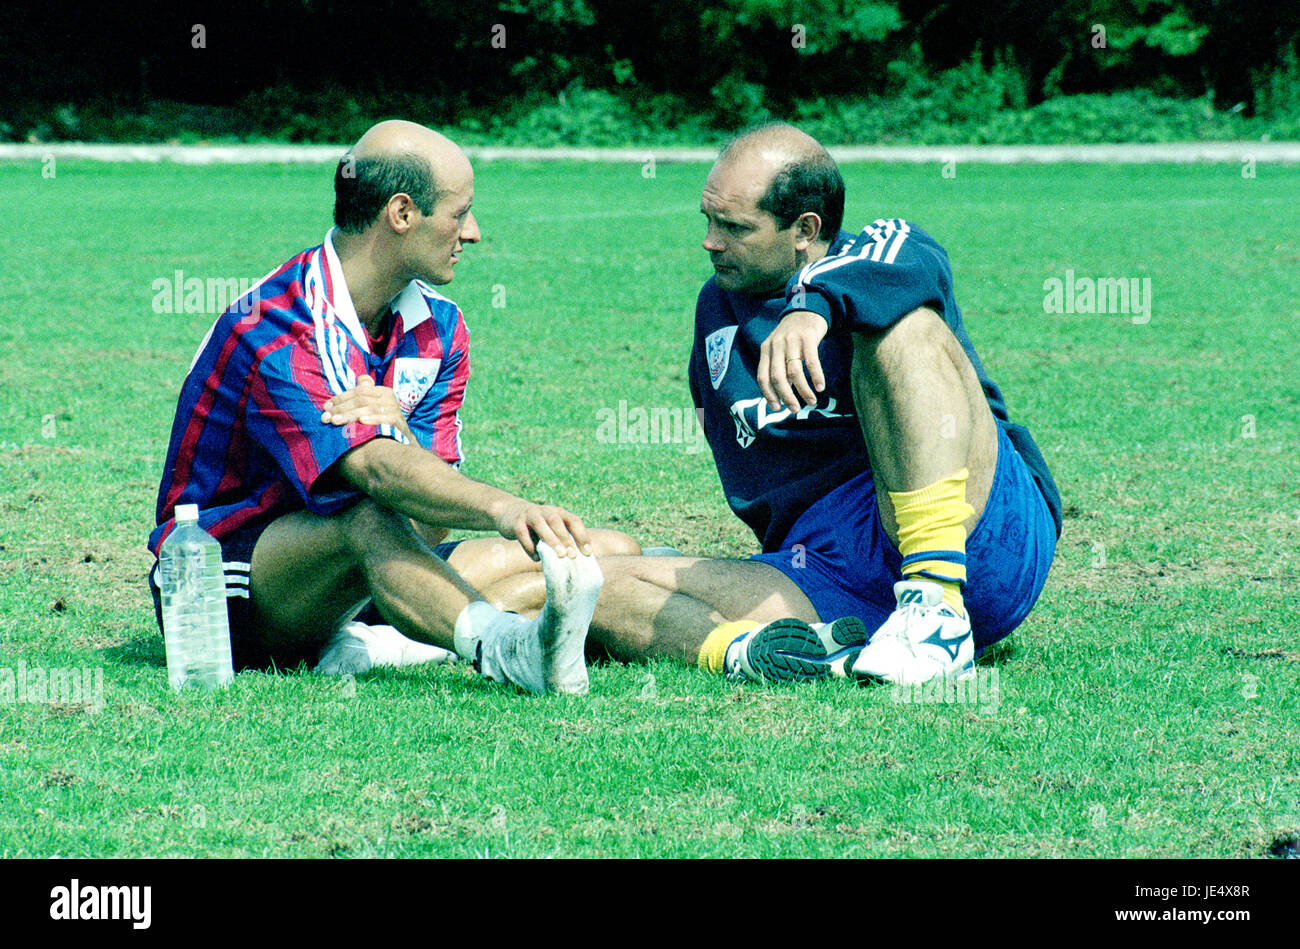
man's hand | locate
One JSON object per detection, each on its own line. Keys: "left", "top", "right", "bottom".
{"left": 757, "top": 309, "right": 829, "bottom": 412}
{"left": 321, "top": 375, "right": 416, "bottom": 444}
{"left": 335, "top": 437, "right": 597, "bottom": 560}
{"left": 492, "top": 499, "right": 594, "bottom": 560}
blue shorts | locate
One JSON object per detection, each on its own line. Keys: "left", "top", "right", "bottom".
{"left": 751, "top": 424, "right": 1057, "bottom": 651}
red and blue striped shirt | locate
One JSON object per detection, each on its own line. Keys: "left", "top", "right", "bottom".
{"left": 149, "top": 230, "right": 471, "bottom": 555}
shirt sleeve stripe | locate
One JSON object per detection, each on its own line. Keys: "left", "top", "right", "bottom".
{"left": 793, "top": 219, "right": 913, "bottom": 296}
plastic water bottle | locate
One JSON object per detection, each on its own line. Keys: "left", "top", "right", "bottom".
{"left": 159, "top": 504, "right": 234, "bottom": 690}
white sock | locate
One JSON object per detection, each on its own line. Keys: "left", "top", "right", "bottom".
{"left": 315, "top": 621, "right": 456, "bottom": 676}
{"left": 534, "top": 541, "right": 603, "bottom": 694}
{"left": 454, "top": 601, "right": 547, "bottom": 693}
{"left": 453, "top": 601, "right": 514, "bottom": 662}
{"left": 451, "top": 542, "right": 604, "bottom": 695}
{"left": 354, "top": 623, "right": 456, "bottom": 666}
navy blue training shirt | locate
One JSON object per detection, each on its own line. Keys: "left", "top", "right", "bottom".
{"left": 688, "top": 220, "right": 1062, "bottom": 552}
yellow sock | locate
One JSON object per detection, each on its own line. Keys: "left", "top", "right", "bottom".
{"left": 888, "top": 468, "right": 975, "bottom": 617}
{"left": 697, "top": 620, "right": 761, "bottom": 674}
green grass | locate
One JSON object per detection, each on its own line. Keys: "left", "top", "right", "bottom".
{"left": 1, "top": 158, "right": 1298, "bottom": 857}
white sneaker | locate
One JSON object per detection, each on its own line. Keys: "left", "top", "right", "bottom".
{"left": 851, "top": 580, "right": 974, "bottom": 685}
{"left": 315, "top": 621, "right": 458, "bottom": 676}
{"left": 453, "top": 542, "right": 604, "bottom": 695}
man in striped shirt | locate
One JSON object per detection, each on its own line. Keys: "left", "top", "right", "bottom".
{"left": 149, "top": 120, "right": 636, "bottom": 695}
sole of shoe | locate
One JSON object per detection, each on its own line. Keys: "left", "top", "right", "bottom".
{"left": 852, "top": 657, "right": 978, "bottom": 686}
{"left": 743, "top": 616, "right": 870, "bottom": 683}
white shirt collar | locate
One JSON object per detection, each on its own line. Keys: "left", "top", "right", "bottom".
{"left": 322, "top": 228, "right": 368, "bottom": 349}
{"left": 392, "top": 282, "right": 434, "bottom": 333}
{"left": 323, "top": 228, "right": 433, "bottom": 348}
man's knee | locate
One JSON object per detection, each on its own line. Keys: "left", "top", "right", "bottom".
{"left": 333, "top": 496, "right": 425, "bottom": 562}
{"left": 853, "top": 307, "right": 964, "bottom": 378}
{"left": 592, "top": 529, "right": 641, "bottom": 557}
{"left": 248, "top": 508, "right": 376, "bottom": 642}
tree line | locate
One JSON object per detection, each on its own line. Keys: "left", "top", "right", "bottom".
{"left": 5, "top": 1, "right": 1297, "bottom": 134}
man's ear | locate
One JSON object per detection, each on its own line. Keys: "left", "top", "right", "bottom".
{"left": 385, "top": 193, "right": 417, "bottom": 234}
{"left": 793, "top": 211, "right": 823, "bottom": 251}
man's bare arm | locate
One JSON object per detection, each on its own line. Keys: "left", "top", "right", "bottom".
{"left": 334, "top": 436, "right": 593, "bottom": 558}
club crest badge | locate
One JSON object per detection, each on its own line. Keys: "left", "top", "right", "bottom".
{"left": 705, "top": 325, "right": 737, "bottom": 390}
{"left": 391, "top": 357, "right": 442, "bottom": 417}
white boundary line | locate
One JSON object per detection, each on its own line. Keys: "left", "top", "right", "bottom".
{"left": 3, "top": 142, "right": 1299, "bottom": 164}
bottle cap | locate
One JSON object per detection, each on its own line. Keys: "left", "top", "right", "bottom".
{"left": 175, "top": 504, "right": 199, "bottom": 522}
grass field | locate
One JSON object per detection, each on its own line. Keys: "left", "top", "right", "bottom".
{"left": 1, "top": 157, "right": 1298, "bottom": 858}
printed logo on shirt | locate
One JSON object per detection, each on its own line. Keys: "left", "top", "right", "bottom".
{"left": 705, "top": 326, "right": 738, "bottom": 390}
{"left": 392, "top": 357, "right": 442, "bottom": 416}
{"left": 731, "top": 404, "right": 757, "bottom": 448}
{"left": 728, "top": 396, "right": 853, "bottom": 449}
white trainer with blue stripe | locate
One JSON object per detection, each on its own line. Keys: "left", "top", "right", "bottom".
{"left": 851, "top": 580, "right": 974, "bottom": 685}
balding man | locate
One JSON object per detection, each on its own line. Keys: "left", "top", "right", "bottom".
{"left": 630, "top": 123, "right": 1061, "bottom": 684}
{"left": 148, "top": 120, "right": 635, "bottom": 695}
{"left": 472, "top": 123, "right": 1060, "bottom": 686}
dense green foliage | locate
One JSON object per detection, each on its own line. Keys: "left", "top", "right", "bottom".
{"left": 2, "top": 159, "right": 1298, "bottom": 856}
{"left": 4, "top": 1, "right": 1299, "bottom": 143}
{"left": 18, "top": 79, "right": 1300, "bottom": 147}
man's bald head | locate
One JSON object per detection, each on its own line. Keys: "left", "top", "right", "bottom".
{"left": 333, "top": 120, "right": 470, "bottom": 234}
{"left": 715, "top": 122, "right": 845, "bottom": 242}
{"left": 717, "top": 122, "right": 825, "bottom": 169}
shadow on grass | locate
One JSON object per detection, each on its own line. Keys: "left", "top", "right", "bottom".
{"left": 100, "top": 635, "right": 166, "bottom": 670}
{"left": 100, "top": 635, "right": 312, "bottom": 678}
{"left": 100, "top": 634, "right": 483, "bottom": 692}
{"left": 977, "top": 637, "right": 1019, "bottom": 667}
